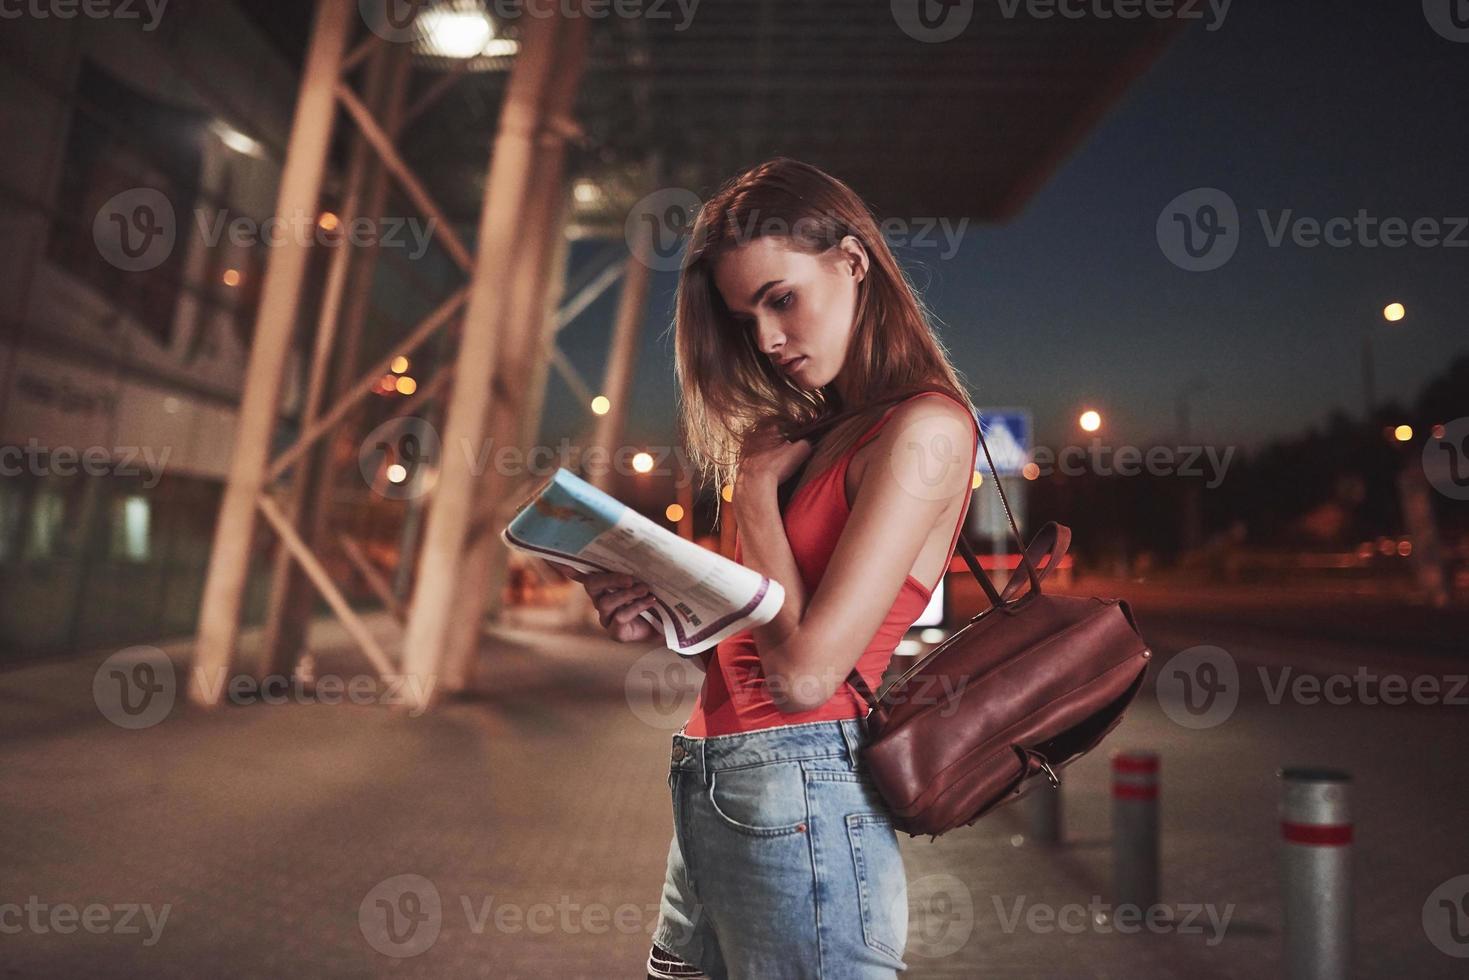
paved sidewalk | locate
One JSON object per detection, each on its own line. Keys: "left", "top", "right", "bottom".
{"left": 1, "top": 605, "right": 1465, "bottom": 977}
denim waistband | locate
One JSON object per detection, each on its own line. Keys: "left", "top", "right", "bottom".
{"left": 670, "top": 718, "right": 867, "bottom": 779}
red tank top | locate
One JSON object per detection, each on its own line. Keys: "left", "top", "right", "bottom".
{"left": 683, "top": 390, "right": 979, "bottom": 737}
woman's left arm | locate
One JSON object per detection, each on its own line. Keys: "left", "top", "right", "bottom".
{"left": 734, "top": 398, "right": 977, "bottom": 711}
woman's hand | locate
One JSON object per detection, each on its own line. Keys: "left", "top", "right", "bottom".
{"left": 736, "top": 421, "right": 814, "bottom": 496}
{"left": 555, "top": 565, "right": 661, "bottom": 643}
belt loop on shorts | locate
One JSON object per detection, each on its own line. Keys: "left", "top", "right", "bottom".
{"left": 698, "top": 738, "right": 710, "bottom": 784}
{"left": 840, "top": 719, "right": 862, "bottom": 769}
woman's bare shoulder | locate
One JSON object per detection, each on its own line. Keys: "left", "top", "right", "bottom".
{"left": 848, "top": 392, "right": 976, "bottom": 501}
{"left": 885, "top": 390, "right": 975, "bottom": 431}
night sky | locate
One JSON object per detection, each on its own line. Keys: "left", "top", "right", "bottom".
{"left": 545, "top": 1, "right": 1469, "bottom": 457}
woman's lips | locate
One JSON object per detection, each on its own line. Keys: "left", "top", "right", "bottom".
{"left": 780, "top": 356, "right": 807, "bottom": 375}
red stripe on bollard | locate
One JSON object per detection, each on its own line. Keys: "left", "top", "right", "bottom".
{"left": 1112, "top": 784, "right": 1159, "bottom": 801}
{"left": 1112, "top": 755, "right": 1160, "bottom": 774}
{"left": 1280, "top": 820, "right": 1354, "bottom": 846}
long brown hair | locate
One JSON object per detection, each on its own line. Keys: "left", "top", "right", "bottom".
{"left": 673, "top": 157, "right": 975, "bottom": 502}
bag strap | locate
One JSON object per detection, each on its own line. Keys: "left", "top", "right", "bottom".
{"left": 845, "top": 417, "right": 1074, "bottom": 718}
{"left": 972, "top": 412, "right": 1041, "bottom": 598}
{"left": 769, "top": 391, "right": 1055, "bottom": 716}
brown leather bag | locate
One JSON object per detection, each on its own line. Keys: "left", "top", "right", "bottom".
{"left": 844, "top": 417, "right": 1153, "bottom": 839}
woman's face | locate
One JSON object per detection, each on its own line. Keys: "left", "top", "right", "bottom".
{"left": 712, "top": 234, "right": 869, "bottom": 391}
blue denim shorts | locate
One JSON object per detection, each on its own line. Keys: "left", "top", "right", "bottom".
{"left": 651, "top": 718, "right": 909, "bottom": 979}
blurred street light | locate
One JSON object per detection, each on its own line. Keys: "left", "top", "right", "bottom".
{"left": 1079, "top": 409, "right": 1102, "bottom": 433}
{"left": 632, "top": 452, "right": 654, "bottom": 473}
{"left": 1363, "top": 301, "right": 1406, "bottom": 419}
{"left": 1393, "top": 424, "right": 1413, "bottom": 442}
{"left": 420, "top": 8, "right": 493, "bottom": 58}
{"left": 211, "top": 119, "right": 263, "bottom": 157}
{"left": 591, "top": 395, "right": 610, "bottom": 415}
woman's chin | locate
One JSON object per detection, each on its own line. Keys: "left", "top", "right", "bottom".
{"left": 793, "top": 362, "right": 835, "bottom": 391}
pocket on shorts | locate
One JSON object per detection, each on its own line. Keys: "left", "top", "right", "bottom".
{"left": 706, "top": 761, "right": 810, "bottom": 837}
{"left": 846, "top": 813, "right": 909, "bottom": 961}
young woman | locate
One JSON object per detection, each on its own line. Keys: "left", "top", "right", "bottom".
{"left": 576, "top": 157, "right": 980, "bottom": 979}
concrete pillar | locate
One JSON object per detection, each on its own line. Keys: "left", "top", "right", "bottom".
{"left": 480, "top": 179, "right": 575, "bottom": 619}
{"left": 259, "top": 39, "right": 404, "bottom": 680}
{"left": 398, "top": 10, "right": 588, "bottom": 711}
{"left": 189, "top": 0, "right": 352, "bottom": 706}
{"left": 558, "top": 159, "right": 659, "bottom": 630}
{"left": 437, "top": 173, "right": 573, "bottom": 692}
{"left": 588, "top": 242, "right": 653, "bottom": 492}
{"left": 262, "top": 39, "right": 414, "bottom": 678}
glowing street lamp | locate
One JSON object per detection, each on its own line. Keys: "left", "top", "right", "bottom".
{"left": 418, "top": 8, "right": 519, "bottom": 59}
{"left": 590, "top": 395, "right": 610, "bottom": 416}
{"left": 632, "top": 451, "right": 654, "bottom": 474}
{"left": 1364, "top": 301, "right": 1407, "bottom": 419}
{"left": 1079, "top": 410, "right": 1102, "bottom": 433}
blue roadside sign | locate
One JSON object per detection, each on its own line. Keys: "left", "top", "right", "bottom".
{"left": 976, "top": 409, "right": 1032, "bottom": 476}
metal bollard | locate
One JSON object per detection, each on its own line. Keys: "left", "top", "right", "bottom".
{"left": 1279, "top": 767, "right": 1353, "bottom": 980}
{"left": 1022, "top": 778, "right": 1062, "bottom": 844}
{"left": 1111, "top": 750, "right": 1160, "bottom": 912}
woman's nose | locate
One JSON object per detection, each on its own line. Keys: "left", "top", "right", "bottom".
{"left": 754, "top": 320, "right": 785, "bottom": 356}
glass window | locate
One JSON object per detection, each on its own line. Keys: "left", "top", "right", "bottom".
{"left": 24, "top": 489, "right": 67, "bottom": 561}
{"left": 110, "top": 494, "right": 152, "bottom": 562}
{"left": 0, "top": 482, "right": 22, "bottom": 563}
{"left": 45, "top": 59, "right": 208, "bottom": 346}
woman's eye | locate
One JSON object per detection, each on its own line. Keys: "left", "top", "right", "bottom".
{"left": 774, "top": 292, "right": 794, "bottom": 310}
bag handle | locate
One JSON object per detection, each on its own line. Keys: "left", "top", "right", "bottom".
{"left": 998, "top": 521, "right": 1070, "bottom": 603}
{"left": 955, "top": 520, "right": 1072, "bottom": 606}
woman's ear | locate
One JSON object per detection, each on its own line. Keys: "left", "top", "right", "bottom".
{"left": 839, "top": 234, "right": 869, "bottom": 283}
